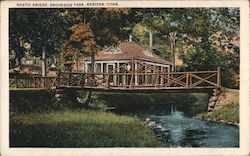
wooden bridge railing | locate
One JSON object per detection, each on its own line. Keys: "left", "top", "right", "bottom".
{"left": 9, "top": 76, "right": 57, "bottom": 89}
{"left": 9, "top": 67, "right": 221, "bottom": 90}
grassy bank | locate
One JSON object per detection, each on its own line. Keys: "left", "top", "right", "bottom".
{"left": 10, "top": 110, "right": 164, "bottom": 147}
{"left": 196, "top": 88, "right": 239, "bottom": 123}
{"left": 196, "top": 102, "right": 239, "bottom": 123}
{"left": 9, "top": 89, "right": 208, "bottom": 147}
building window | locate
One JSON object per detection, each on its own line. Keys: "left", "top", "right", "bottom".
{"left": 143, "top": 49, "right": 154, "bottom": 57}
{"left": 95, "top": 63, "right": 101, "bottom": 73}
{"left": 87, "top": 64, "right": 92, "bottom": 72}
{"left": 105, "top": 47, "right": 123, "bottom": 54}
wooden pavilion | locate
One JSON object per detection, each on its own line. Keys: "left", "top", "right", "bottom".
{"left": 83, "top": 41, "right": 173, "bottom": 86}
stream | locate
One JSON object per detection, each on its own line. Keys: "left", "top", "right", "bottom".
{"left": 149, "top": 106, "right": 239, "bottom": 147}
{"left": 113, "top": 100, "right": 239, "bottom": 147}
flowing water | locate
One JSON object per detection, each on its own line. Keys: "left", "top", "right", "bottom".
{"left": 113, "top": 100, "right": 239, "bottom": 147}
{"left": 149, "top": 105, "right": 239, "bottom": 147}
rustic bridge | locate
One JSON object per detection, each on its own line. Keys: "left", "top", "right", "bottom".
{"left": 9, "top": 59, "right": 221, "bottom": 93}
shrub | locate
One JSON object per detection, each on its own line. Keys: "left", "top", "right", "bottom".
{"left": 9, "top": 89, "right": 56, "bottom": 112}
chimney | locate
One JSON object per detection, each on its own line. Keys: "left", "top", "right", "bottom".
{"left": 149, "top": 31, "right": 153, "bottom": 47}
{"left": 129, "top": 35, "right": 132, "bottom": 42}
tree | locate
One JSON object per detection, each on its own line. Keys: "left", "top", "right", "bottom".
{"left": 62, "top": 8, "right": 130, "bottom": 107}
{"left": 132, "top": 8, "right": 239, "bottom": 88}
{"left": 9, "top": 9, "right": 71, "bottom": 75}
{"left": 62, "top": 23, "right": 97, "bottom": 64}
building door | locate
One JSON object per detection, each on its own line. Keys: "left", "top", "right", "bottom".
{"left": 107, "top": 63, "right": 115, "bottom": 85}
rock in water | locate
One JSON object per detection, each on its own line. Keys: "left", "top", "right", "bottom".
{"left": 145, "top": 118, "right": 151, "bottom": 122}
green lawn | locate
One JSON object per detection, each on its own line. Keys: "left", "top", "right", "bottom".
{"left": 10, "top": 110, "right": 164, "bottom": 147}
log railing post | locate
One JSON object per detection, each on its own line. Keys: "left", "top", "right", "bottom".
{"left": 79, "top": 73, "right": 85, "bottom": 87}
{"left": 107, "top": 72, "right": 110, "bottom": 88}
{"left": 29, "top": 76, "right": 31, "bottom": 88}
{"left": 27, "top": 76, "right": 30, "bottom": 88}
{"left": 130, "top": 58, "right": 135, "bottom": 89}
{"left": 15, "top": 76, "right": 18, "bottom": 88}
{"left": 57, "top": 69, "right": 61, "bottom": 88}
{"left": 189, "top": 74, "right": 192, "bottom": 88}
{"left": 217, "top": 67, "right": 221, "bottom": 87}
{"left": 186, "top": 73, "right": 189, "bottom": 88}
{"left": 34, "top": 77, "right": 36, "bottom": 88}
{"left": 68, "top": 71, "right": 71, "bottom": 86}
{"left": 155, "top": 69, "right": 160, "bottom": 87}
{"left": 43, "top": 77, "right": 46, "bottom": 88}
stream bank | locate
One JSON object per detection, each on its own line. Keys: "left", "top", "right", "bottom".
{"left": 196, "top": 88, "right": 239, "bottom": 126}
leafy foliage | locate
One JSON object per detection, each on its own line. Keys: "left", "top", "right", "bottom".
{"left": 62, "top": 23, "right": 97, "bottom": 63}
{"left": 9, "top": 8, "right": 240, "bottom": 88}
{"left": 131, "top": 8, "right": 239, "bottom": 88}
{"left": 61, "top": 8, "right": 131, "bottom": 63}
{"left": 9, "top": 9, "right": 71, "bottom": 58}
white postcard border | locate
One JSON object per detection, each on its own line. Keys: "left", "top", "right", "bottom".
{"left": 1, "top": 1, "right": 249, "bottom": 156}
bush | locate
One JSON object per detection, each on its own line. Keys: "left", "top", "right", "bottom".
{"left": 88, "top": 100, "right": 107, "bottom": 111}
{"left": 9, "top": 89, "right": 56, "bottom": 112}
{"left": 95, "top": 92, "right": 202, "bottom": 112}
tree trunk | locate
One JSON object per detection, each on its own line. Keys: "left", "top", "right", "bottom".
{"left": 168, "top": 31, "right": 177, "bottom": 72}
{"left": 172, "top": 44, "right": 175, "bottom": 72}
{"left": 42, "top": 50, "right": 46, "bottom": 76}
{"left": 81, "top": 51, "right": 95, "bottom": 108}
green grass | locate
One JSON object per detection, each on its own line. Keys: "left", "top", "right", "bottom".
{"left": 191, "top": 93, "right": 208, "bottom": 99}
{"left": 223, "top": 88, "right": 239, "bottom": 104}
{"left": 196, "top": 102, "right": 239, "bottom": 123}
{"left": 196, "top": 88, "right": 239, "bottom": 123}
{"left": 10, "top": 110, "right": 164, "bottom": 147}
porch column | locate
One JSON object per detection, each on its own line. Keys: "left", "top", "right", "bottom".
{"left": 114, "top": 63, "right": 117, "bottom": 85}
{"left": 145, "top": 66, "right": 148, "bottom": 85}
{"left": 101, "top": 63, "right": 103, "bottom": 73}
{"left": 167, "top": 66, "right": 170, "bottom": 83}
{"left": 94, "top": 63, "right": 96, "bottom": 72}
{"left": 85, "top": 62, "right": 88, "bottom": 84}
{"left": 85, "top": 62, "right": 88, "bottom": 72}
{"left": 135, "top": 62, "right": 138, "bottom": 85}
{"left": 122, "top": 63, "right": 126, "bottom": 85}
{"left": 161, "top": 66, "right": 163, "bottom": 85}
{"left": 117, "top": 62, "right": 120, "bottom": 85}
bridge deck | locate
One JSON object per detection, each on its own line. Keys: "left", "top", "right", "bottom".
{"left": 58, "top": 86, "right": 216, "bottom": 93}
